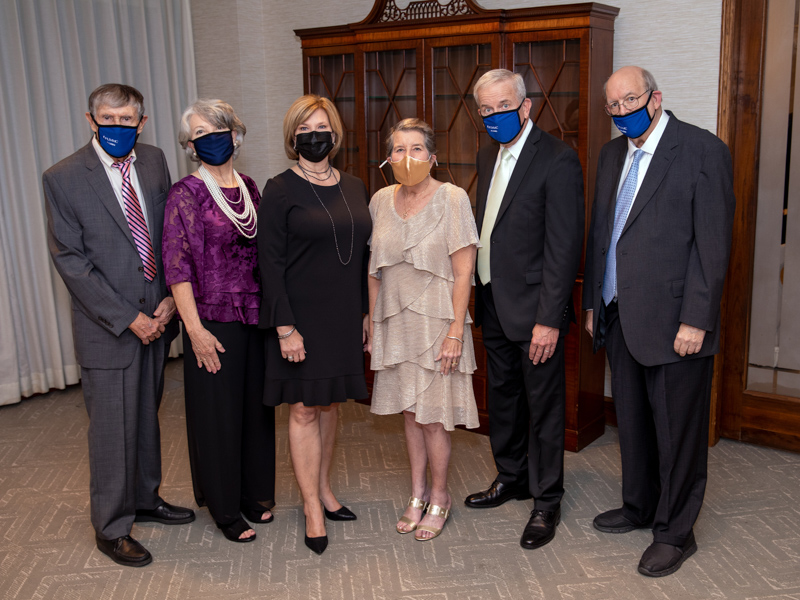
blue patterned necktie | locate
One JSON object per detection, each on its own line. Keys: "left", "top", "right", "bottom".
{"left": 602, "top": 149, "right": 644, "bottom": 305}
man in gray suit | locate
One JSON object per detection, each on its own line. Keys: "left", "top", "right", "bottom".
{"left": 43, "top": 84, "right": 194, "bottom": 567}
{"left": 584, "top": 67, "right": 735, "bottom": 577}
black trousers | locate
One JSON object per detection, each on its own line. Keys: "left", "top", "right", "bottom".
{"left": 182, "top": 320, "right": 275, "bottom": 525}
{"left": 480, "top": 284, "right": 565, "bottom": 511}
{"left": 604, "top": 301, "right": 713, "bottom": 546}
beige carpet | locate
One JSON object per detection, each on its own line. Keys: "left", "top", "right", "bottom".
{"left": 1, "top": 358, "right": 800, "bottom": 599}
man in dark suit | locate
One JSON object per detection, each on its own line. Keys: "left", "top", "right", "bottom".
{"left": 584, "top": 66, "right": 735, "bottom": 576}
{"left": 465, "top": 69, "right": 585, "bottom": 550}
{"left": 43, "top": 84, "right": 194, "bottom": 567}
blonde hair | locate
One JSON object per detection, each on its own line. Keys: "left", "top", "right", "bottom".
{"left": 282, "top": 95, "right": 344, "bottom": 160}
{"left": 178, "top": 99, "right": 246, "bottom": 162}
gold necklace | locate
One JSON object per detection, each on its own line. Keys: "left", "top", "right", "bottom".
{"left": 400, "top": 176, "right": 431, "bottom": 219}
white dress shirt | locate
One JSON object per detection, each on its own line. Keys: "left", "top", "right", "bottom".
{"left": 92, "top": 136, "right": 151, "bottom": 229}
{"left": 615, "top": 110, "right": 670, "bottom": 214}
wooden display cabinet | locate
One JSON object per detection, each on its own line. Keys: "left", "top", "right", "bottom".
{"left": 296, "top": 0, "right": 618, "bottom": 451}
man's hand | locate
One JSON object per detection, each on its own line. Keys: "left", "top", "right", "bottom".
{"left": 152, "top": 297, "right": 176, "bottom": 327}
{"left": 529, "top": 324, "right": 558, "bottom": 364}
{"left": 128, "top": 312, "right": 165, "bottom": 345}
{"left": 673, "top": 323, "right": 706, "bottom": 357}
{"left": 585, "top": 309, "right": 594, "bottom": 338}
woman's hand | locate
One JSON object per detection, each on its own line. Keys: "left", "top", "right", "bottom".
{"left": 362, "top": 314, "right": 372, "bottom": 354}
{"left": 435, "top": 335, "right": 463, "bottom": 375}
{"left": 279, "top": 327, "right": 306, "bottom": 363}
{"left": 189, "top": 326, "right": 225, "bottom": 373}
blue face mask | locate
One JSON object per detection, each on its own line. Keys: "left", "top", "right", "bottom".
{"left": 611, "top": 92, "right": 653, "bottom": 139}
{"left": 192, "top": 131, "right": 235, "bottom": 166}
{"left": 482, "top": 105, "right": 524, "bottom": 144}
{"left": 92, "top": 115, "right": 140, "bottom": 158}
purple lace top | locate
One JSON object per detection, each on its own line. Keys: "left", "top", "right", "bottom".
{"left": 162, "top": 173, "right": 261, "bottom": 325}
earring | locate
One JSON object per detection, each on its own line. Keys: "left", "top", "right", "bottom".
{"left": 192, "top": 150, "right": 198, "bottom": 159}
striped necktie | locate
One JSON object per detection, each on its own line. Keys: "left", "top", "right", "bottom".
{"left": 602, "top": 149, "right": 644, "bottom": 305}
{"left": 112, "top": 157, "right": 157, "bottom": 281}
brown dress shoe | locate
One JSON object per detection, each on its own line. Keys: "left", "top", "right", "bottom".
{"left": 95, "top": 535, "right": 152, "bottom": 567}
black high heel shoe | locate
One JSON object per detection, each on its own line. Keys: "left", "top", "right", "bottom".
{"left": 242, "top": 507, "right": 274, "bottom": 524}
{"left": 324, "top": 505, "right": 357, "bottom": 521}
{"left": 216, "top": 517, "right": 256, "bottom": 543}
{"left": 304, "top": 516, "right": 328, "bottom": 555}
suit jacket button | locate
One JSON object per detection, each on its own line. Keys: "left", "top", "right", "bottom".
{"left": 138, "top": 266, "right": 144, "bottom": 272}
{"left": 598, "top": 282, "right": 602, "bottom": 288}
{"left": 139, "top": 298, "right": 146, "bottom": 304}
{"left": 601, "top": 248, "right": 606, "bottom": 255}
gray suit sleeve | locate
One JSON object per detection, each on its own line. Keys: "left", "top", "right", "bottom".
{"left": 678, "top": 140, "right": 736, "bottom": 331}
{"left": 43, "top": 171, "right": 141, "bottom": 337}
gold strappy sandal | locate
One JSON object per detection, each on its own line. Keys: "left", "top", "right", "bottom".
{"left": 414, "top": 503, "right": 450, "bottom": 541}
{"left": 396, "top": 497, "right": 428, "bottom": 534}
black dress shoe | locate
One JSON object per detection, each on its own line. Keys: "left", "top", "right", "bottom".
{"left": 216, "top": 517, "right": 257, "bottom": 543}
{"left": 135, "top": 502, "right": 195, "bottom": 525}
{"left": 464, "top": 480, "right": 532, "bottom": 508}
{"left": 324, "top": 505, "right": 357, "bottom": 521}
{"left": 304, "top": 516, "right": 328, "bottom": 555}
{"left": 95, "top": 535, "right": 152, "bottom": 567}
{"left": 520, "top": 507, "right": 560, "bottom": 550}
{"left": 593, "top": 507, "right": 652, "bottom": 533}
{"left": 638, "top": 533, "right": 697, "bottom": 577}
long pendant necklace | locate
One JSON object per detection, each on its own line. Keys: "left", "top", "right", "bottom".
{"left": 198, "top": 165, "right": 257, "bottom": 238}
{"left": 298, "top": 163, "right": 354, "bottom": 266}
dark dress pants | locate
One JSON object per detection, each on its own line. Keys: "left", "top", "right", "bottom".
{"left": 183, "top": 320, "right": 275, "bottom": 525}
{"left": 82, "top": 335, "right": 167, "bottom": 540}
{"left": 604, "top": 300, "right": 713, "bottom": 546}
{"left": 480, "top": 284, "right": 565, "bottom": 511}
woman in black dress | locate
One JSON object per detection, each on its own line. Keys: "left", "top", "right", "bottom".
{"left": 258, "top": 95, "right": 371, "bottom": 555}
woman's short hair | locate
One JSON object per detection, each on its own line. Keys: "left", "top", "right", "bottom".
{"left": 88, "top": 84, "right": 145, "bottom": 119}
{"left": 473, "top": 69, "right": 527, "bottom": 106}
{"left": 282, "top": 95, "right": 344, "bottom": 161}
{"left": 178, "top": 99, "right": 246, "bottom": 162}
{"left": 385, "top": 118, "right": 437, "bottom": 157}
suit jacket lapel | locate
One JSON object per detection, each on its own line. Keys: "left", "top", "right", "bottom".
{"left": 621, "top": 115, "right": 678, "bottom": 236}
{"left": 83, "top": 142, "right": 136, "bottom": 248}
{"left": 495, "top": 124, "right": 540, "bottom": 226}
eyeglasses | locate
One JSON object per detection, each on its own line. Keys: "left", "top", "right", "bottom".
{"left": 604, "top": 90, "right": 651, "bottom": 116}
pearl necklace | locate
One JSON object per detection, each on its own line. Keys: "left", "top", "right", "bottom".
{"left": 297, "top": 164, "right": 354, "bottom": 266}
{"left": 198, "top": 165, "right": 257, "bottom": 238}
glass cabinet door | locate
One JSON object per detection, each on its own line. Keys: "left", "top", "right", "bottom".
{"left": 306, "top": 52, "right": 359, "bottom": 176}
{"left": 511, "top": 35, "right": 582, "bottom": 153}
{"left": 430, "top": 40, "right": 494, "bottom": 209}
{"left": 364, "top": 44, "right": 420, "bottom": 195}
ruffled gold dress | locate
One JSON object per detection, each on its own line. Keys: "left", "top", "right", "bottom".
{"left": 368, "top": 182, "right": 480, "bottom": 431}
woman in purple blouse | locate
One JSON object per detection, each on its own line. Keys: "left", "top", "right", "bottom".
{"left": 162, "top": 99, "right": 275, "bottom": 544}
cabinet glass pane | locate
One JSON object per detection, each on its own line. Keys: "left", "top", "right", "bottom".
{"left": 366, "top": 48, "right": 417, "bottom": 194}
{"left": 432, "top": 43, "right": 491, "bottom": 210}
{"left": 513, "top": 39, "right": 580, "bottom": 152}
{"left": 308, "top": 54, "right": 358, "bottom": 176}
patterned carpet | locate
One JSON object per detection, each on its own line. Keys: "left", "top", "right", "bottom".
{"left": 1, "top": 359, "right": 800, "bottom": 600}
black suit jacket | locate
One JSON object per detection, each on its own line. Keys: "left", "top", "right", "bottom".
{"left": 583, "top": 112, "right": 736, "bottom": 366}
{"left": 44, "top": 141, "right": 176, "bottom": 369}
{"left": 474, "top": 121, "right": 585, "bottom": 342}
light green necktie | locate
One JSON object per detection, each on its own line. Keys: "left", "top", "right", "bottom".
{"left": 477, "top": 148, "right": 513, "bottom": 284}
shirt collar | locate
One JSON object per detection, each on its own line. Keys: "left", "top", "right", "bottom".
{"left": 627, "top": 109, "right": 670, "bottom": 158}
{"left": 92, "top": 135, "right": 137, "bottom": 167}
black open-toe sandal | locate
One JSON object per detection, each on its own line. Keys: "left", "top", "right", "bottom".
{"left": 242, "top": 507, "right": 274, "bottom": 524}
{"left": 216, "top": 517, "right": 257, "bottom": 543}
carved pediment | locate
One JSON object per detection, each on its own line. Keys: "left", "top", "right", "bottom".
{"left": 363, "top": 0, "right": 486, "bottom": 23}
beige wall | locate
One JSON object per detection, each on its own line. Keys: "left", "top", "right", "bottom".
{"left": 190, "top": 0, "right": 722, "bottom": 191}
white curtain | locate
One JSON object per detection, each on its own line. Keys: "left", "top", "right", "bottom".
{"left": 0, "top": 0, "right": 197, "bottom": 406}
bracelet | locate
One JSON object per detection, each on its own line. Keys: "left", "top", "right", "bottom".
{"left": 446, "top": 335, "right": 464, "bottom": 344}
{"left": 277, "top": 327, "right": 295, "bottom": 340}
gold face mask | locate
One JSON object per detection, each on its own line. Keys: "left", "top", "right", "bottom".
{"left": 387, "top": 154, "right": 433, "bottom": 186}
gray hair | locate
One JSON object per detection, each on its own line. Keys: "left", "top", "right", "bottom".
{"left": 178, "top": 99, "right": 246, "bottom": 162}
{"left": 604, "top": 67, "right": 659, "bottom": 97}
{"left": 385, "top": 118, "right": 437, "bottom": 156}
{"left": 88, "top": 84, "right": 145, "bottom": 119}
{"left": 473, "top": 69, "right": 527, "bottom": 106}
